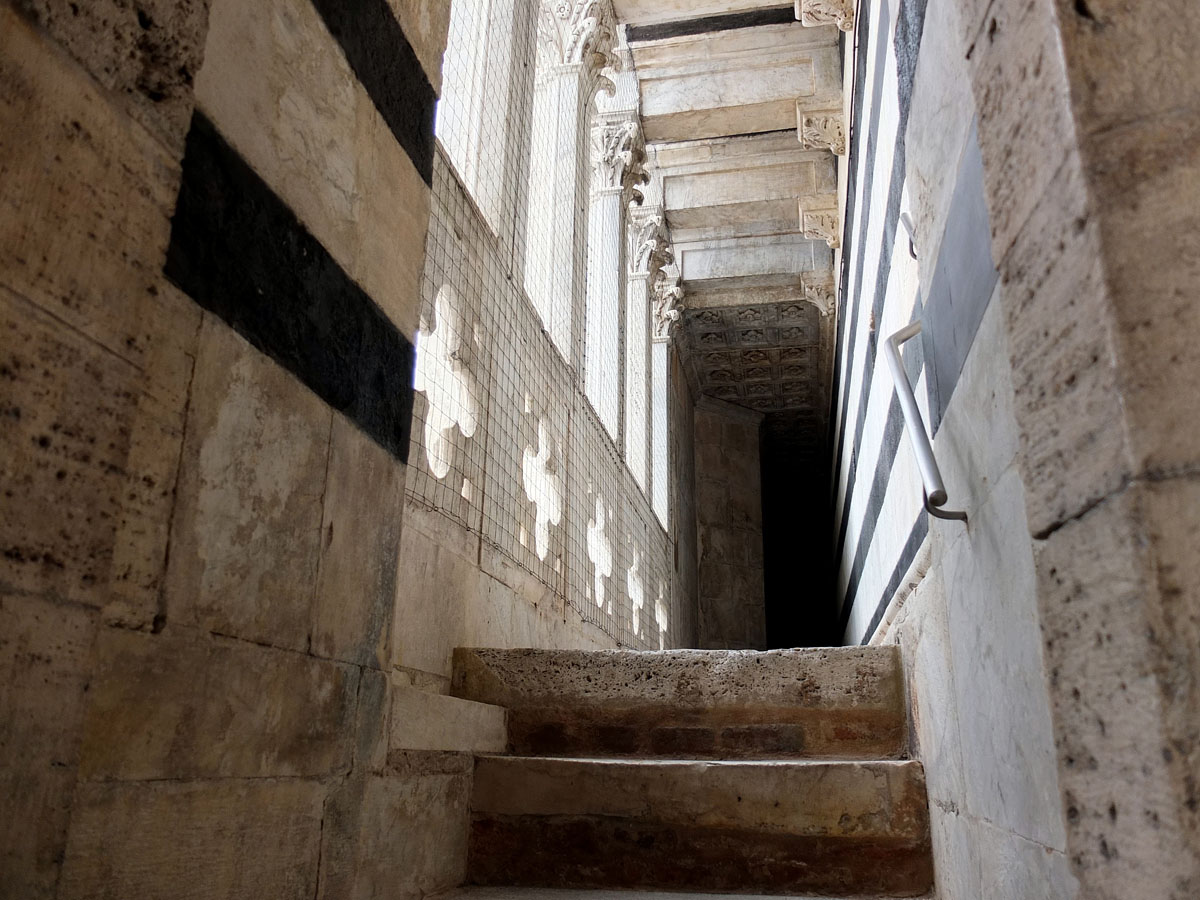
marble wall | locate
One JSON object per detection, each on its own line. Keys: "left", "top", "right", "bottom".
{"left": 830, "top": 0, "right": 1073, "bottom": 896}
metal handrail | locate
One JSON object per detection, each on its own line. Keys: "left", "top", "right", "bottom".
{"left": 884, "top": 322, "right": 968, "bottom": 523}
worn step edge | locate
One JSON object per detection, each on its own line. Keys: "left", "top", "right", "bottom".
{"left": 471, "top": 757, "right": 930, "bottom": 840}
{"left": 452, "top": 647, "right": 905, "bottom": 714}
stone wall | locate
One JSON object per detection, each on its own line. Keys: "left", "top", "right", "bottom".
{"left": 829, "top": 0, "right": 1072, "bottom": 896}
{"left": 693, "top": 397, "right": 766, "bottom": 649}
{"left": 834, "top": 0, "right": 1200, "bottom": 896}
{"left": 953, "top": 0, "right": 1200, "bottom": 896}
{"left": 0, "top": 0, "right": 500, "bottom": 895}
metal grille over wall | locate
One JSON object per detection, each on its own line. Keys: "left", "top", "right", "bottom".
{"left": 410, "top": 0, "right": 678, "bottom": 650}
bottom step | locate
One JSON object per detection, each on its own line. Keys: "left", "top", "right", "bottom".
{"left": 440, "top": 888, "right": 932, "bottom": 900}
{"left": 468, "top": 758, "right": 933, "bottom": 897}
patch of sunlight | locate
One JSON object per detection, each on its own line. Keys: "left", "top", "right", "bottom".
{"left": 414, "top": 284, "right": 479, "bottom": 479}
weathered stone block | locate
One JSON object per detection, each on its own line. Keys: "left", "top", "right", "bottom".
{"left": 0, "top": 289, "right": 185, "bottom": 621}
{"left": 11, "top": 0, "right": 210, "bottom": 148}
{"left": 165, "top": 317, "right": 332, "bottom": 652}
{"left": 318, "top": 768, "right": 471, "bottom": 900}
{"left": 58, "top": 778, "right": 325, "bottom": 900}
{"left": 1036, "top": 483, "right": 1200, "bottom": 896}
{"left": 1085, "top": 110, "right": 1200, "bottom": 477}
{"left": 470, "top": 757, "right": 932, "bottom": 895}
{"left": 390, "top": 685, "right": 507, "bottom": 754}
{"left": 998, "top": 150, "right": 1130, "bottom": 535}
{"left": 1056, "top": 0, "right": 1200, "bottom": 135}
{"left": 0, "top": 594, "right": 97, "bottom": 899}
{"left": 963, "top": 0, "right": 1079, "bottom": 259}
{"left": 455, "top": 647, "right": 907, "bottom": 759}
{"left": 312, "top": 415, "right": 405, "bottom": 669}
{"left": 78, "top": 627, "right": 359, "bottom": 780}
{"left": 0, "top": 8, "right": 195, "bottom": 373}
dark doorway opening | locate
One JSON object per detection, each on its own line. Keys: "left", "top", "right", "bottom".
{"left": 759, "top": 412, "right": 837, "bottom": 648}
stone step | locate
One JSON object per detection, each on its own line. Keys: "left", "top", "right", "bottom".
{"left": 451, "top": 647, "right": 906, "bottom": 759}
{"left": 467, "top": 757, "right": 933, "bottom": 897}
{"left": 438, "top": 888, "right": 930, "bottom": 900}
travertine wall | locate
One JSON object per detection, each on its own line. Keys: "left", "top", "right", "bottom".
{"left": 0, "top": 0, "right": 495, "bottom": 896}
{"left": 955, "top": 0, "right": 1200, "bottom": 896}
{"left": 694, "top": 397, "right": 766, "bottom": 649}
{"left": 835, "top": 0, "right": 1200, "bottom": 897}
{"left": 830, "top": 0, "right": 1071, "bottom": 896}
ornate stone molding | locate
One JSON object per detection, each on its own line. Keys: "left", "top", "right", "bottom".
{"left": 802, "top": 272, "right": 836, "bottom": 317}
{"left": 795, "top": 0, "right": 855, "bottom": 32}
{"left": 592, "top": 118, "right": 650, "bottom": 203}
{"left": 798, "top": 109, "right": 846, "bottom": 156}
{"left": 631, "top": 214, "right": 673, "bottom": 279}
{"left": 652, "top": 266, "right": 683, "bottom": 342}
{"left": 538, "top": 0, "right": 620, "bottom": 92}
{"left": 799, "top": 204, "right": 841, "bottom": 250}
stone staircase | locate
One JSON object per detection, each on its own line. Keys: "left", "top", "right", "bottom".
{"left": 449, "top": 646, "right": 934, "bottom": 898}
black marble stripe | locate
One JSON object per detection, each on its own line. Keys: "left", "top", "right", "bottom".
{"left": 627, "top": 6, "right": 795, "bottom": 42}
{"left": 832, "top": 0, "right": 928, "bottom": 603}
{"left": 165, "top": 112, "right": 415, "bottom": 463}
{"left": 836, "top": 314, "right": 923, "bottom": 636}
{"left": 831, "top": 0, "right": 889, "bottom": 574}
{"left": 310, "top": 0, "right": 435, "bottom": 186}
{"left": 860, "top": 513, "right": 928, "bottom": 644}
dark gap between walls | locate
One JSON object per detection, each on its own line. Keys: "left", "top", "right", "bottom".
{"left": 165, "top": 112, "right": 416, "bottom": 463}
{"left": 761, "top": 414, "right": 837, "bottom": 648}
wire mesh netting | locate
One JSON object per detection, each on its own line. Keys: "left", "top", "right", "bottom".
{"left": 408, "top": 0, "right": 679, "bottom": 649}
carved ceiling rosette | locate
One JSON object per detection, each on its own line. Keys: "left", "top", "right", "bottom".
{"left": 538, "top": 0, "right": 621, "bottom": 95}
{"left": 796, "top": 0, "right": 855, "bottom": 32}
{"left": 592, "top": 118, "right": 650, "bottom": 203}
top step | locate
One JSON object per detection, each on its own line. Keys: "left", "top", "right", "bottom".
{"left": 451, "top": 647, "right": 907, "bottom": 760}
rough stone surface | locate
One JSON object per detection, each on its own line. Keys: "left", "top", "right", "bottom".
{"left": 312, "top": 414, "right": 406, "bottom": 669}
{"left": 453, "top": 646, "right": 906, "bottom": 759}
{"left": 11, "top": 0, "right": 211, "bottom": 149}
{"left": 474, "top": 756, "right": 928, "bottom": 837}
{"left": 78, "top": 627, "right": 359, "bottom": 780}
{"left": 470, "top": 817, "right": 932, "bottom": 896}
{"left": 319, "top": 766, "right": 472, "bottom": 900}
{"left": 0, "top": 594, "right": 97, "bottom": 899}
{"left": 164, "top": 317, "right": 332, "bottom": 652}
{"left": 1036, "top": 482, "right": 1200, "bottom": 898}
{"left": 0, "top": 287, "right": 188, "bottom": 623}
{"left": 58, "top": 778, "right": 326, "bottom": 900}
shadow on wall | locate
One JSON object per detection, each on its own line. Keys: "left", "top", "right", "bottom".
{"left": 760, "top": 412, "right": 837, "bottom": 648}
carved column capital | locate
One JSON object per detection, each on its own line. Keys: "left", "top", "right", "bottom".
{"left": 798, "top": 110, "right": 846, "bottom": 155}
{"left": 799, "top": 204, "right": 841, "bottom": 250}
{"left": 592, "top": 118, "right": 650, "bottom": 203}
{"left": 795, "top": 0, "right": 855, "bottom": 32}
{"left": 652, "top": 266, "right": 683, "bottom": 343}
{"left": 539, "top": 0, "right": 621, "bottom": 93}
{"left": 801, "top": 272, "right": 836, "bottom": 317}
{"left": 631, "top": 213, "right": 673, "bottom": 280}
